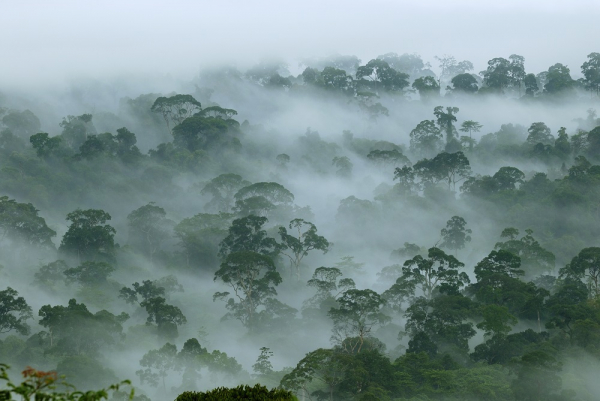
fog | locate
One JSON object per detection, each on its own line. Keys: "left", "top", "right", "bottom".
{"left": 2, "top": 0, "right": 599, "bottom": 86}
{"left": 1, "top": 2, "right": 600, "bottom": 401}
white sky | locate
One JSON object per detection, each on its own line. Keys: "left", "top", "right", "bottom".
{"left": 1, "top": 0, "right": 599, "bottom": 86}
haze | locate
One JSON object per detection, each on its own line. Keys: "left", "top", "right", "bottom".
{"left": 2, "top": 0, "right": 599, "bottom": 86}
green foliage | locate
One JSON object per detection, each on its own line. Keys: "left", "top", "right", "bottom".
{"left": 38, "top": 299, "right": 128, "bottom": 356}
{"left": 151, "top": 94, "right": 202, "bottom": 135}
{"left": 176, "top": 384, "right": 296, "bottom": 401}
{"left": 253, "top": 347, "right": 274, "bottom": 375}
{"left": 218, "top": 215, "right": 280, "bottom": 258}
{"left": 63, "top": 261, "right": 115, "bottom": 286}
{"left": 59, "top": 209, "right": 116, "bottom": 263}
{"left": 127, "top": 202, "right": 172, "bottom": 264}
{"left": 412, "top": 76, "right": 440, "bottom": 100}
{"left": 450, "top": 73, "right": 479, "bottom": 93}
{"left": 279, "top": 219, "right": 330, "bottom": 279}
{"left": 0, "top": 363, "right": 134, "bottom": 401}
{"left": 328, "top": 289, "right": 389, "bottom": 353}
{"left": 174, "top": 212, "right": 233, "bottom": 270}
{"left": 409, "top": 120, "right": 443, "bottom": 158}
{"left": 439, "top": 216, "right": 472, "bottom": 253}
{"left": 356, "top": 59, "right": 410, "bottom": 93}
{"left": 0, "top": 196, "right": 56, "bottom": 248}
{"left": 395, "top": 247, "right": 469, "bottom": 300}
{"left": 495, "top": 228, "right": 555, "bottom": 276}
{"left": 0, "top": 287, "right": 33, "bottom": 335}
{"left": 201, "top": 174, "right": 251, "bottom": 213}
{"left": 213, "top": 251, "right": 283, "bottom": 330}
{"left": 173, "top": 116, "right": 238, "bottom": 153}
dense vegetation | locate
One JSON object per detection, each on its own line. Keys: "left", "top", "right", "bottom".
{"left": 1, "top": 51, "right": 600, "bottom": 400}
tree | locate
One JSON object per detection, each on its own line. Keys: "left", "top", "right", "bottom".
{"left": 0, "top": 287, "right": 32, "bottom": 335}
{"left": 476, "top": 305, "right": 518, "bottom": 338}
{"left": 29, "top": 132, "right": 63, "bottom": 158}
{"left": 524, "top": 73, "right": 539, "bottom": 96}
{"left": 176, "top": 384, "right": 295, "bottom": 400}
{"left": 0, "top": 196, "right": 56, "bottom": 249}
{"left": 276, "top": 153, "right": 290, "bottom": 168}
{"left": 581, "top": 52, "right": 600, "bottom": 97}
{"left": 395, "top": 247, "right": 469, "bottom": 300}
{"left": 508, "top": 54, "right": 526, "bottom": 96}
{"left": 38, "top": 299, "right": 128, "bottom": 354}
{"left": 459, "top": 120, "right": 483, "bottom": 145}
{"left": 474, "top": 250, "right": 524, "bottom": 280}
{"left": 449, "top": 74, "right": 478, "bottom": 93}
{"left": 2, "top": 109, "right": 40, "bottom": 139}
{"left": 172, "top": 115, "right": 236, "bottom": 152}
{"left": 332, "top": 156, "right": 352, "bottom": 178}
{"left": 321, "top": 67, "right": 355, "bottom": 94}
{"left": 198, "top": 106, "right": 238, "bottom": 120}
{"left": 560, "top": 247, "right": 600, "bottom": 298}
{"left": 435, "top": 55, "right": 473, "bottom": 85}
{"left": 328, "top": 289, "right": 389, "bottom": 354}
{"left": 554, "top": 127, "right": 571, "bottom": 160}
{"left": 413, "top": 151, "right": 471, "bottom": 190}
{"left": 482, "top": 57, "right": 511, "bottom": 92}
{"left": 379, "top": 52, "right": 433, "bottom": 78}
{"left": 493, "top": 166, "right": 525, "bottom": 190}
{"left": 280, "top": 348, "right": 352, "bottom": 400}
{"left": 174, "top": 212, "right": 232, "bottom": 269}
{"left": 0, "top": 364, "right": 133, "bottom": 401}
{"left": 252, "top": 347, "right": 274, "bottom": 375}
{"left": 356, "top": 59, "right": 410, "bottom": 93}
{"left": 412, "top": 76, "right": 440, "bottom": 101}
{"left": 440, "top": 216, "right": 472, "bottom": 255}
{"left": 392, "top": 165, "right": 419, "bottom": 195}
{"left": 218, "top": 215, "right": 280, "bottom": 258}
{"left": 404, "top": 294, "right": 476, "bottom": 353}
{"left": 63, "top": 261, "right": 115, "bottom": 287}
{"left": 526, "top": 122, "right": 554, "bottom": 146}
{"left": 433, "top": 106, "right": 459, "bottom": 144}
{"left": 200, "top": 174, "right": 251, "bottom": 213}
{"left": 234, "top": 182, "right": 294, "bottom": 207}
{"left": 127, "top": 203, "right": 172, "bottom": 264}
{"left": 366, "top": 149, "right": 410, "bottom": 167}
{"left": 544, "top": 63, "right": 575, "bottom": 94}
{"left": 137, "top": 343, "right": 177, "bottom": 391}
{"left": 213, "top": 251, "right": 283, "bottom": 331}
{"left": 60, "top": 114, "right": 96, "bottom": 150}
{"left": 409, "top": 120, "right": 443, "bottom": 158}
{"left": 510, "top": 351, "right": 564, "bottom": 401}
{"left": 150, "top": 94, "right": 202, "bottom": 135}
{"left": 141, "top": 297, "right": 187, "bottom": 341}
{"left": 279, "top": 219, "right": 331, "bottom": 280}
{"left": 494, "top": 228, "right": 555, "bottom": 276}
{"left": 59, "top": 209, "right": 117, "bottom": 263}
{"left": 119, "top": 280, "right": 166, "bottom": 306}
{"left": 305, "top": 267, "right": 356, "bottom": 312}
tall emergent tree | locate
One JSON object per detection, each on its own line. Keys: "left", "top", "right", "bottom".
{"left": 213, "top": 251, "right": 283, "bottom": 331}
{"left": 328, "top": 289, "right": 389, "bottom": 353}
{"left": 433, "top": 106, "right": 459, "bottom": 145}
{"left": 0, "top": 287, "right": 33, "bottom": 335}
{"left": 393, "top": 247, "right": 469, "bottom": 300}
{"left": 560, "top": 247, "right": 600, "bottom": 298}
{"left": 581, "top": 52, "right": 600, "bottom": 97}
{"left": 0, "top": 196, "right": 56, "bottom": 249}
{"left": 59, "top": 209, "right": 117, "bottom": 263}
{"left": 127, "top": 202, "right": 172, "bottom": 265}
{"left": 440, "top": 216, "right": 472, "bottom": 255}
{"left": 151, "top": 94, "right": 202, "bottom": 135}
{"left": 279, "top": 219, "right": 331, "bottom": 280}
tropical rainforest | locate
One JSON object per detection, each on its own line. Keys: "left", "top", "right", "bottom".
{"left": 1, "top": 51, "right": 600, "bottom": 401}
